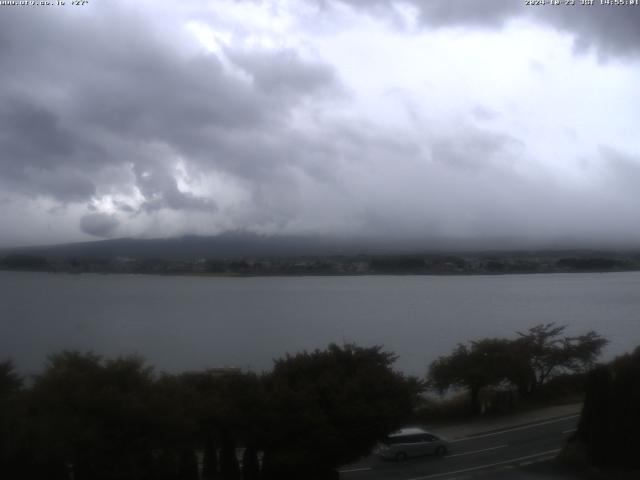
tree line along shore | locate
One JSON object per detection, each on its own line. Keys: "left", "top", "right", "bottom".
{"left": 2, "top": 251, "right": 640, "bottom": 276}
{"left": 2, "top": 323, "right": 637, "bottom": 479}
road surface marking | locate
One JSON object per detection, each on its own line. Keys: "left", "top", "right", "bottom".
{"left": 405, "top": 448, "right": 561, "bottom": 480}
{"left": 562, "top": 428, "right": 577, "bottom": 434}
{"left": 449, "top": 415, "right": 580, "bottom": 443}
{"left": 446, "top": 444, "right": 508, "bottom": 458}
{"left": 338, "top": 467, "right": 372, "bottom": 474}
{"left": 339, "top": 445, "right": 508, "bottom": 474}
{"left": 522, "top": 454, "right": 558, "bottom": 465}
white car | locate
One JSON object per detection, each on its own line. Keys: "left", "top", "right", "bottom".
{"left": 374, "top": 427, "right": 449, "bottom": 461}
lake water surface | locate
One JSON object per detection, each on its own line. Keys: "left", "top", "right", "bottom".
{"left": 1, "top": 271, "right": 638, "bottom": 376}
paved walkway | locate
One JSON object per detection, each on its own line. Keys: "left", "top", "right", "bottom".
{"left": 430, "top": 403, "right": 583, "bottom": 440}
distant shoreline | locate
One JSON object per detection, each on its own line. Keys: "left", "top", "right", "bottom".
{"left": 2, "top": 248, "right": 639, "bottom": 278}
{"left": 2, "top": 266, "right": 639, "bottom": 278}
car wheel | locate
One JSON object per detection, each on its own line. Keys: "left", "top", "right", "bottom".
{"left": 435, "top": 446, "right": 447, "bottom": 456}
{"left": 395, "top": 452, "right": 407, "bottom": 462}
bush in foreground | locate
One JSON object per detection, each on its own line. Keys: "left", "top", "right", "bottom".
{"left": 570, "top": 347, "right": 640, "bottom": 470}
{"left": 0, "top": 344, "right": 423, "bottom": 480}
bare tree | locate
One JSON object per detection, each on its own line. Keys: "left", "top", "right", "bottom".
{"left": 515, "top": 323, "right": 608, "bottom": 394}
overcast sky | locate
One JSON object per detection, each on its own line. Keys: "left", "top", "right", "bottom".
{"left": 1, "top": 0, "right": 639, "bottom": 248}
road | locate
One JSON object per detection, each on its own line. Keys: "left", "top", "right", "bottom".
{"left": 339, "top": 414, "right": 580, "bottom": 480}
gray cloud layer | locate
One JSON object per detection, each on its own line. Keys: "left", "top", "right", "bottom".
{"left": 80, "top": 213, "right": 120, "bottom": 238}
{"left": 0, "top": 1, "right": 639, "bottom": 246}
{"left": 0, "top": 5, "right": 341, "bottom": 239}
{"left": 337, "top": 0, "right": 640, "bottom": 58}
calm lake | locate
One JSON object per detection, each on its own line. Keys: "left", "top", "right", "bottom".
{"left": 1, "top": 271, "right": 639, "bottom": 376}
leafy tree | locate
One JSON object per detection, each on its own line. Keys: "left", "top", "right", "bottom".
{"left": 574, "top": 346, "right": 640, "bottom": 468}
{"left": 211, "top": 373, "right": 265, "bottom": 480}
{"left": 147, "top": 373, "right": 204, "bottom": 480}
{"left": 0, "top": 361, "right": 23, "bottom": 477}
{"left": 26, "top": 351, "right": 157, "bottom": 480}
{"left": 0, "top": 361, "right": 22, "bottom": 396}
{"left": 261, "top": 344, "right": 423, "bottom": 479}
{"left": 166, "top": 372, "right": 219, "bottom": 480}
{"left": 241, "top": 445, "right": 260, "bottom": 480}
{"left": 428, "top": 339, "right": 520, "bottom": 414}
{"left": 514, "top": 323, "right": 607, "bottom": 394}
{"left": 429, "top": 325, "right": 608, "bottom": 414}
{"left": 177, "top": 369, "right": 265, "bottom": 480}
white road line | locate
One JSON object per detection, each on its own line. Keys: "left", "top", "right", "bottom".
{"left": 404, "top": 448, "right": 561, "bottom": 480}
{"left": 338, "top": 467, "right": 372, "bottom": 474}
{"left": 523, "top": 455, "right": 558, "bottom": 464}
{"left": 339, "top": 445, "right": 508, "bottom": 474}
{"left": 446, "top": 444, "right": 508, "bottom": 458}
{"left": 562, "top": 428, "right": 577, "bottom": 434}
{"left": 449, "top": 415, "right": 580, "bottom": 443}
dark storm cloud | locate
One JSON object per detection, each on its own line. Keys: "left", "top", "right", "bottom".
{"left": 544, "top": 6, "right": 640, "bottom": 58}
{"left": 228, "top": 48, "right": 336, "bottom": 96}
{"left": 0, "top": 99, "right": 74, "bottom": 161}
{"left": 0, "top": 98, "right": 100, "bottom": 201}
{"left": 78, "top": 53, "right": 268, "bottom": 142}
{"left": 1, "top": 1, "right": 638, "bottom": 247}
{"left": 412, "top": 0, "right": 520, "bottom": 28}
{"left": 133, "top": 165, "right": 217, "bottom": 213}
{"left": 0, "top": 6, "right": 339, "bottom": 215}
{"left": 79, "top": 213, "right": 119, "bottom": 238}
{"left": 27, "top": 169, "right": 96, "bottom": 203}
{"left": 336, "top": 0, "right": 640, "bottom": 57}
